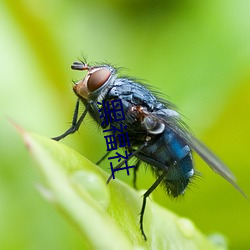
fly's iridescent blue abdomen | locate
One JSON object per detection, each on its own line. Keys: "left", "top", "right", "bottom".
{"left": 137, "top": 128, "right": 193, "bottom": 197}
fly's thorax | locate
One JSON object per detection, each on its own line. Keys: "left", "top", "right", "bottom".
{"left": 73, "top": 64, "right": 117, "bottom": 101}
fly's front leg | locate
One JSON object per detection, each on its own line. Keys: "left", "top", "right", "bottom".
{"left": 52, "top": 99, "right": 89, "bottom": 141}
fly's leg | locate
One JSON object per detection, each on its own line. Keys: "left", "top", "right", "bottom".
{"left": 106, "top": 143, "right": 147, "bottom": 184}
{"left": 96, "top": 151, "right": 112, "bottom": 165}
{"left": 133, "top": 160, "right": 141, "bottom": 189}
{"left": 52, "top": 99, "right": 89, "bottom": 141}
{"left": 140, "top": 172, "right": 167, "bottom": 240}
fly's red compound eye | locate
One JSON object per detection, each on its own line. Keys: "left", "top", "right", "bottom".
{"left": 87, "top": 68, "right": 111, "bottom": 92}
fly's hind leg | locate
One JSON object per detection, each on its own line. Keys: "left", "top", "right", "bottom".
{"left": 140, "top": 172, "right": 167, "bottom": 240}
{"left": 133, "top": 160, "right": 141, "bottom": 189}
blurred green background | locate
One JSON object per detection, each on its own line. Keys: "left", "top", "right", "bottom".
{"left": 1, "top": 0, "right": 250, "bottom": 249}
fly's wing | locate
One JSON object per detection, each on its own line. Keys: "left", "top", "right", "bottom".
{"left": 149, "top": 109, "right": 247, "bottom": 198}
{"left": 181, "top": 131, "right": 248, "bottom": 198}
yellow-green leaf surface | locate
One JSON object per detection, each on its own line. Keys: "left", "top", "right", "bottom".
{"left": 19, "top": 127, "right": 225, "bottom": 250}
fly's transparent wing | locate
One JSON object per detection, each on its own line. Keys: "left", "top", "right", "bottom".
{"left": 185, "top": 133, "right": 236, "bottom": 181}
{"left": 148, "top": 110, "right": 247, "bottom": 198}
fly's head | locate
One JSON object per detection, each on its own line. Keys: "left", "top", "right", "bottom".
{"left": 72, "top": 61, "right": 116, "bottom": 101}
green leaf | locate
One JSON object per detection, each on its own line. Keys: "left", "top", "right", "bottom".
{"left": 19, "top": 127, "right": 226, "bottom": 250}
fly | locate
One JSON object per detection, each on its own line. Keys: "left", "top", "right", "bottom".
{"left": 52, "top": 60, "right": 247, "bottom": 240}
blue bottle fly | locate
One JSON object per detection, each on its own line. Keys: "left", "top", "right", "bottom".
{"left": 52, "top": 60, "right": 246, "bottom": 240}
